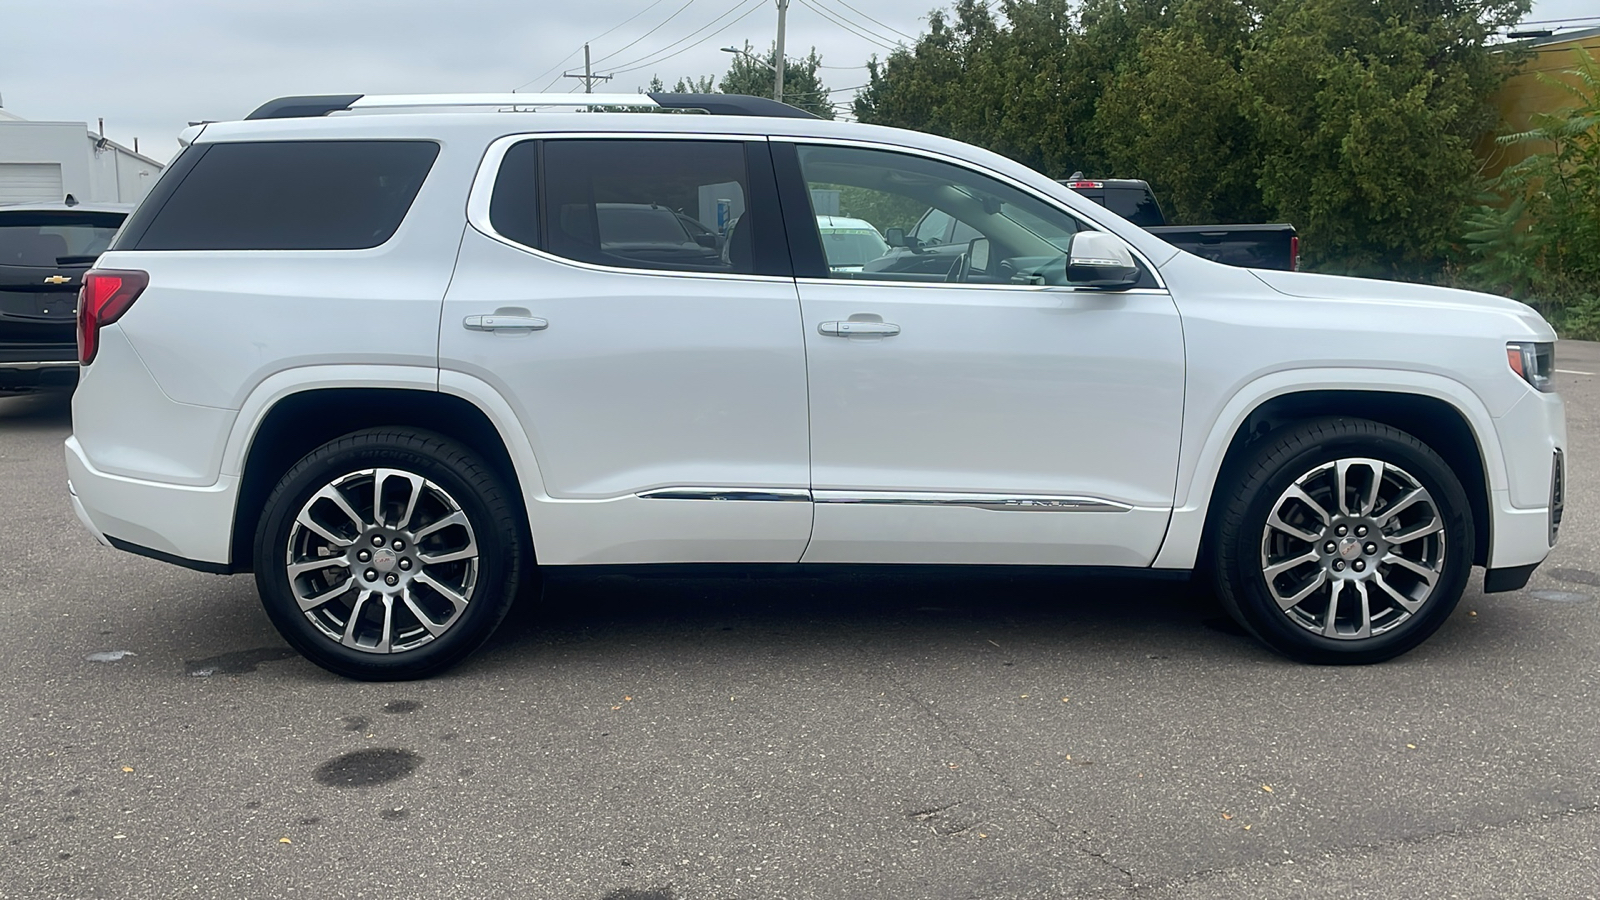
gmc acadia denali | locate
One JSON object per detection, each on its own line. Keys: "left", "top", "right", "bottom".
{"left": 66, "top": 92, "right": 1566, "bottom": 679}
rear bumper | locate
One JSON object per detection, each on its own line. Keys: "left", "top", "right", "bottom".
{"left": 0, "top": 360, "right": 77, "bottom": 389}
{"left": 65, "top": 435, "right": 239, "bottom": 569}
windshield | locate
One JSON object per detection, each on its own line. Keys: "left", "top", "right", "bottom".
{"left": 0, "top": 213, "right": 123, "bottom": 267}
{"left": 820, "top": 229, "right": 890, "bottom": 268}
{"left": 596, "top": 206, "right": 693, "bottom": 245}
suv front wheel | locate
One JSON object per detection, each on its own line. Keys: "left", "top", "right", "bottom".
{"left": 1211, "top": 418, "right": 1473, "bottom": 664}
{"left": 253, "top": 429, "right": 524, "bottom": 680}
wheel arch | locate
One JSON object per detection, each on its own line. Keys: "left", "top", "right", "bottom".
{"left": 1156, "top": 374, "right": 1504, "bottom": 571}
{"left": 1190, "top": 391, "right": 1492, "bottom": 571}
{"left": 228, "top": 386, "right": 529, "bottom": 572}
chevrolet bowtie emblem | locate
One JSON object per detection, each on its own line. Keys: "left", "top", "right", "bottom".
{"left": 43, "top": 275, "right": 71, "bottom": 285}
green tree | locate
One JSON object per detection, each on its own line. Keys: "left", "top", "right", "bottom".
{"left": 1243, "top": 0, "right": 1527, "bottom": 273}
{"left": 650, "top": 44, "right": 837, "bottom": 119}
{"left": 856, "top": 0, "right": 1527, "bottom": 275}
{"left": 1465, "top": 47, "right": 1600, "bottom": 334}
{"left": 1096, "top": 0, "right": 1267, "bottom": 223}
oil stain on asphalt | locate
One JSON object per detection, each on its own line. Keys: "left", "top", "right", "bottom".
{"left": 314, "top": 748, "right": 421, "bottom": 788}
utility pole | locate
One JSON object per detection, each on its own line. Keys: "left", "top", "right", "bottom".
{"left": 773, "top": 0, "right": 790, "bottom": 104}
{"left": 564, "top": 43, "right": 613, "bottom": 94}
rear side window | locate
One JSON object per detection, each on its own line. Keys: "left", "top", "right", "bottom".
{"left": 130, "top": 140, "right": 439, "bottom": 251}
{"left": 538, "top": 139, "right": 753, "bottom": 274}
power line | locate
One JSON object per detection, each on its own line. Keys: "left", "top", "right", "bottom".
{"left": 808, "top": 0, "right": 908, "bottom": 45}
{"left": 818, "top": 0, "right": 917, "bottom": 42}
{"left": 608, "top": 0, "right": 768, "bottom": 76}
{"left": 795, "top": 0, "right": 899, "bottom": 50}
{"left": 589, "top": 0, "right": 701, "bottom": 67}
{"left": 605, "top": 0, "right": 763, "bottom": 75}
{"left": 515, "top": 0, "right": 676, "bottom": 91}
{"left": 589, "top": 0, "right": 673, "bottom": 45}
{"left": 516, "top": 47, "right": 583, "bottom": 91}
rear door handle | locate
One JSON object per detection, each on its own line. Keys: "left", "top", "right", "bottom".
{"left": 819, "top": 321, "right": 900, "bottom": 337}
{"left": 464, "top": 315, "right": 548, "bottom": 332}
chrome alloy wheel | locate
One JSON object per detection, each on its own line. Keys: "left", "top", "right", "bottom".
{"left": 285, "top": 468, "right": 479, "bottom": 654}
{"left": 1259, "top": 458, "right": 1446, "bottom": 640}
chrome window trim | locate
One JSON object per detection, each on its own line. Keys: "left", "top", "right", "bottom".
{"left": 813, "top": 490, "right": 1134, "bottom": 513}
{"left": 465, "top": 131, "right": 793, "bottom": 285}
{"left": 636, "top": 488, "right": 812, "bottom": 502}
{"left": 795, "top": 278, "right": 1172, "bottom": 297}
{"left": 773, "top": 135, "right": 1168, "bottom": 292}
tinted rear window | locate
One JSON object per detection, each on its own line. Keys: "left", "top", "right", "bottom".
{"left": 1104, "top": 187, "right": 1163, "bottom": 227}
{"left": 0, "top": 212, "right": 124, "bottom": 267}
{"left": 131, "top": 140, "right": 439, "bottom": 250}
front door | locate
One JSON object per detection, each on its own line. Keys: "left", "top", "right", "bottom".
{"left": 440, "top": 137, "right": 812, "bottom": 565}
{"left": 780, "top": 142, "right": 1185, "bottom": 565}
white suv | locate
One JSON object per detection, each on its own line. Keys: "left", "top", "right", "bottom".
{"left": 66, "top": 92, "right": 1566, "bottom": 680}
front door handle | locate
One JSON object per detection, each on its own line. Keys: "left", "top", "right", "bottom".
{"left": 819, "top": 321, "right": 900, "bottom": 337}
{"left": 464, "top": 314, "right": 548, "bottom": 332}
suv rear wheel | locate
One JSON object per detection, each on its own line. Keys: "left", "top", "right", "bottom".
{"left": 253, "top": 428, "right": 523, "bottom": 680}
{"left": 1211, "top": 418, "right": 1473, "bottom": 664}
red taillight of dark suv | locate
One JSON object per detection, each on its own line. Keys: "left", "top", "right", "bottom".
{"left": 77, "top": 269, "right": 148, "bottom": 365}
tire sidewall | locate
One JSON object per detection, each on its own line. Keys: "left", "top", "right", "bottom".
{"left": 254, "top": 434, "right": 519, "bottom": 680}
{"left": 1227, "top": 427, "right": 1473, "bottom": 664}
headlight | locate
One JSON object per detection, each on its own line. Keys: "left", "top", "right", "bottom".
{"left": 1506, "top": 341, "right": 1554, "bottom": 392}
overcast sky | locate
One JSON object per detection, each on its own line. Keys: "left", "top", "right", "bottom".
{"left": 2, "top": 0, "right": 1595, "bottom": 164}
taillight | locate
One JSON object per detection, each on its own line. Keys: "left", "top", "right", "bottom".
{"left": 77, "top": 269, "right": 148, "bottom": 365}
{"left": 1069, "top": 180, "right": 1103, "bottom": 189}
{"left": 1289, "top": 235, "right": 1300, "bottom": 271}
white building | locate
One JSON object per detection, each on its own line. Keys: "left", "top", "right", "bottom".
{"left": 0, "top": 103, "right": 163, "bottom": 205}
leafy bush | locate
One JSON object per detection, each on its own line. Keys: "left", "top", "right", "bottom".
{"left": 1464, "top": 47, "right": 1600, "bottom": 333}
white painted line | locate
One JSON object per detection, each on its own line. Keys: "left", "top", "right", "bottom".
{"left": 1556, "top": 368, "right": 1595, "bottom": 376}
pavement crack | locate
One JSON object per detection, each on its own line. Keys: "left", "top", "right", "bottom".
{"left": 885, "top": 665, "right": 1135, "bottom": 889}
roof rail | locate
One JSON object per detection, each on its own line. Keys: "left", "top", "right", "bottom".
{"left": 244, "top": 92, "right": 820, "bottom": 121}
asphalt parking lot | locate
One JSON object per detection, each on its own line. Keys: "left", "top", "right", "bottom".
{"left": 2, "top": 346, "right": 1597, "bottom": 900}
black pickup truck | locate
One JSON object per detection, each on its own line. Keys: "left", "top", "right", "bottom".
{"left": 1060, "top": 176, "right": 1300, "bottom": 271}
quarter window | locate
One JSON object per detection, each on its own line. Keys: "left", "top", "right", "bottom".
{"left": 538, "top": 140, "right": 753, "bottom": 275}
{"left": 795, "top": 144, "right": 1084, "bottom": 284}
{"left": 130, "top": 140, "right": 439, "bottom": 251}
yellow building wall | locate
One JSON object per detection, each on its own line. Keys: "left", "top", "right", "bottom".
{"left": 1477, "top": 32, "right": 1600, "bottom": 180}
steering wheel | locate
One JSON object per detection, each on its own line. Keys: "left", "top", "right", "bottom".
{"left": 946, "top": 251, "right": 970, "bottom": 284}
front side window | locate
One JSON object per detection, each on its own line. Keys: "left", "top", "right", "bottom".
{"left": 131, "top": 140, "right": 439, "bottom": 251}
{"left": 795, "top": 144, "right": 1085, "bottom": 284}
{"left": 539, "top": 140, "right": 752, "bottom": 274}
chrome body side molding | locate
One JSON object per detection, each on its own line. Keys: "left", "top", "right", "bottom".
{"left": 813, "top": 490, "right": 1133, "bottom": 512}
{"left": 636, "top": 488, "right": 812, "bottom": 502}
{"left": 636, "top": 487, "right": 1133, "bottom": 512}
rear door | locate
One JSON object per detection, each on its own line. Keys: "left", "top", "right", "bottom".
{"left": 439, "top": 136, "right": 813, "bottom": 565}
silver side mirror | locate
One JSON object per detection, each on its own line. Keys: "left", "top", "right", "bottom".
{"left": 1066, "top": 231, "right": 1140, "bottom": 288}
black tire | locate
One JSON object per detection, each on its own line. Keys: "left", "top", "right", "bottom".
{"left": 1211, "top": 417, "right": 1473, "bottom": 664}
{"left": 253, "top": 428, "right": 524, "bottom": 680}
